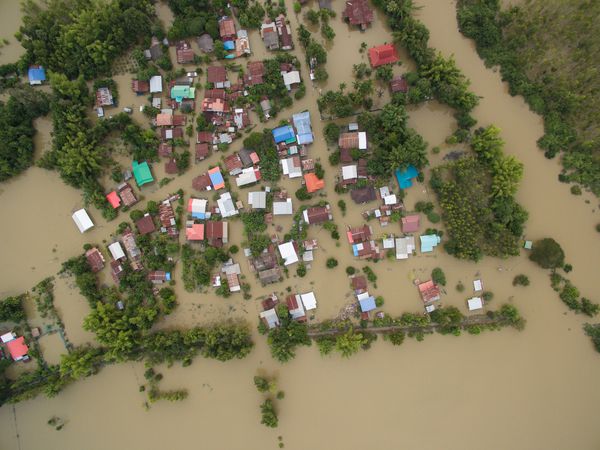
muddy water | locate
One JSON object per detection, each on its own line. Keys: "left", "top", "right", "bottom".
{"left": 1, "top": 0, "right": 600, "bottom": 449}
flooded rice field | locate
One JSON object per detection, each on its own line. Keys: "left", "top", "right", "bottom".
{"left": 0, "top": 0, "right": 599, "bottom": 449}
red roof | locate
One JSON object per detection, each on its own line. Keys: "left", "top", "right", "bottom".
{"left": 131, "top": 79, "right": 149, "bottom": 93}
{"left": 204, "top": 89, "right": 227, "bottom": 100}
{"left": 418, "top": 280, "right": 441, "bottom": 303}
{"left": 219, "top": 17, "right": 236, "bottom": 38}
{"left": 156, "top": 113, "right": 173, "bottom": 126}
{"left": 85, "top": 248, "right": 105, "bottom": 272}
{"left": 106, "top": 191, "right": 121, "bottom": 209}
{"left": 159, "top": 202, "right": 176, "bottom": 228}
{"left": 7, "top": 336, "right": 28, "bottom": 360}
{"left": 176, "top": 41, "right": 195, "bottom": 64}
{"left": 159, "top": 143, "right": 173, "bottom": 157}
{"left": 118, "top": 183, "right": 137, "bottom": 207}
{"left": 165, "top": 158, "right": 178, "bottom": 174}
{"left": 205, "top": 221, "right": 226, "bottom": 247}
{"left": 351, "top": 275, "right": 367, "bottom": 292}
{"left": 402, "top": 214, "right": 420, "bottom": 233}
{"left": 306, "top": 206, "right": 331, "bottom": 224}
{"left": 136, "top": 214, "right": 156, "bottom": 235}
{"left": 197, "top": 131, "right": 214, "bottom": 144}
{"left": 304, "top": 173, "right": 325, "bottom": 193}
{"left": 342, "top": 0, "right": 374, "bottom": 27}
{"left": 248, "top": 61, "right": 265, "bottom": 78}
{"left": 225, "top": 153, "right": 243, "bottom": 173}
{"left": 347, "top": 225, "right": 372, "bottom": 243}
{"left": 186, "top": 223, "right": 205, "bottom": 240}
{"left": 368, "top": 44, "right": 400, "bottom": 68}
{"left": 207, "top": 66, "right": 228, "bottom": 84}
{"left": 192, "top": 173, "right": 212, "bottom": 191}
{"left": 195, "top": 143, "right": 210, "bottom": 160}
{"left": 172, "top": 115, "right": 186, "bottom": 126}
{"left": 390, "top": 75, "right": 408, "bottom": 93}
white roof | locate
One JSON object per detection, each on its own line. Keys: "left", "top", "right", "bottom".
{"left": 222, "top": 262, "right": 241, "bottom": 275}
{"left": 348, "top": 123, "right": 359, "bottom": 131}
{"left": 248, "top": 191, "right": 267, "bottom": 209}
{"left": 473, "top": 279, "right": 483, "bottom": 292}
{"left": 468, "top": 297, "right": 483, "bottom": 311}
{"left": 289, "top": 295, "right": 306, "bottom": 319}
{"left": 342, "top": 164, "right": 358, "bottom": 180}
{"left": 217, "top": 193, "right": 238, "bottom": 218}
{"left": 1, "top": 332, "right": 15, "bottom": 343}
{"left": 278, "top": 241, "right": 299, "bottom": 265}
{"left": 152, "top": 97, "right": 162, "bottom": 108}
{"left": 379, "top": 186, "right": 390, "bottom": 197}
{"left": 302, "top": 250, "right": 314, "bottom": 262}
{"left": 425, "top": 304, "right": 436, "bottom": 313}
{"left": 190, "top": 198, "right": 207, "bottom": 214}
{"left": 149, "top": 75, "right": 162, "bottom": 93}
{"left": 281, "top": 158, "right": 302, "bottom": 178}
{"left": 357, "top": 292, "right": 370, "bottom": 301}
{"left": 273, "top": 198, "right": 293, "bottom": 215}
{"left": 108, "top": 242, "right": 126, "bottom": 260}
{"left": 395, "top": 236, "right": 415, "bottom": 260}
{"left": 236, "top": 167, "right": 259, "bottom": 186}
{"left": 72, "top": 209, "right": 94, "bottom": 233}
{"left": 282, "top": 70, "right": 301, "bottom": 87}
{"left": 300, "top": 292, "right": 317, "bottom": 310}
{"left": 358, "top": 132, "right": 367, "bottom": 150}
{"left": 384, "top": 194, "right": 397, "bottom": 205}
{"left": 260, "top": 308, "right": 280, "bottom": 328}
{"left": 382, "top": 238, "right": 395, "bottom": 249}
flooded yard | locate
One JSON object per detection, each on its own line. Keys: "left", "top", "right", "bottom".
{"left": 0, "top": 0, "right": 599, "bottom": 449}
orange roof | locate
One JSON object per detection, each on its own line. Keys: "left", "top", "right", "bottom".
{"left": 156, "top": 113, "right": 173, "bottom": 126}
{"left": 368, "top": 44, "right": 400, "bottom": 68}
{"left": 186, "top": 223, "right": 205, "bottom": 241}
{"left": 304, "top": 173, "right": 325, "bottom": 193}
{"left": 106, "top": 191, "right": 121, "bottom": 209}
{"left": 7, "top": 336, "right": 28, "bottom": 360}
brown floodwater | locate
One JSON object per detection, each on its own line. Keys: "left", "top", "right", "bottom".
{"left": 0, "top": 0, "right": 599, "bottom": 449}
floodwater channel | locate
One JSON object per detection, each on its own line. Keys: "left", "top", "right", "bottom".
{"left": 0, "top": 0, "right": 599, "bottom": 449}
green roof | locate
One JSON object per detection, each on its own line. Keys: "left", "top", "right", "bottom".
{"left": 132, "top": 161, "right": 153, "bottom": 187}
{"left": 170, "top": 85, "right": 195, "bottom": 101}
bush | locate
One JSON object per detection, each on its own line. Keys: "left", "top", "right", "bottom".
{"left": 229, "top": 245, "right": 239, "bottom": 254}
{"left": 529, "top": 238, "right": 565, "bottom": 269}
{"left": 431, "top": 267, "right": 446, "bottom": 286}
{"left": 581, "top": 298, "right": 600, "bottom": 317}
{"left": 323, "top": 123, "right": 340, "bottom": 144}
{"left": 0, "top": 295, "right": 26, "bottom": 322}
{"left": 427, "top": 212, "right": 440, "bottom": 223}
{"left": 345, "top": 266, "right": 356, "bottom": 275}
{"left": 260, "top": 399, "right": 278, "bottom": 428}
{"left": 482, "top": 291, "right": 494, "bottom": 302}
{"left": 296, "top": 263, "right": 307, "bottom": 277}
{"left": 456, "top": 281, "right": 465, "bottom": 292}
{"left": 362, "top": 266, "right": 377, "bottom": 283}
{"left": 570, "top": 185, "right": 582, "bottom": 195}
{"left": 513, "top": 274, "right": 530, "bottom": 286}
{"left": 326, "top": 258, "right": 338, "bottom": 268}
{"left": 254, "top": 376, "right": 270, "bottom": 393}
{"left": 375, "top": 296, "right": 384, "bottom": 307}
{"left": 563, "top": 264, "right": 573, "bottom": 273}
{"left": 337, "top": 199, "right": 346, "bottom": 215}
{"left": 328, "top": 150, "right": 340, "bottom": 165}
{"left": 295, "top": 187, "right": 312, "bottom": 201}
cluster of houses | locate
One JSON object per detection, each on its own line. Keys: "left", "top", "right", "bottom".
{"left": 260, "top": 15, "right": 293, "bottom": 51}
{"left": 349, "top": 273, "right": 381, "bottom": 319}
{"left": 259, "top": 291, "right": 318, "bottom": 329}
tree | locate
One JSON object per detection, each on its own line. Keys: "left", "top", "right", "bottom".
{"left": 0, "top": 295, "right": 26, "bottom": 322}
{"left": 295, "top": 187, "right": 312, "bottom": 201}
{"left": 260, "top": 399, "right": 278, "bottom": 427}
{"left": 431, "top": 268, "right": 446, "bottom": 286}
{"left": 335, "top": 328, "right": 366, "bottom": 358}
{"left": 529, "top": 238, "right": 565, "bottom": 269}
{"left": 253, "top": 376, "right": 271, "bottom": 392}
{"left": 513, "top": 274, "right": 530, "bottom": 286}
{"left": 326, "top": 258, "right": 338, "bottom": 268}
{"left": 323, "top": 123, "right": 340, "bottom": 144}
{"left": 321, "top": 23, "right": 335, "bottom": 41}
{"left": 267, "top": 308, "right": 311, "bottom": 362}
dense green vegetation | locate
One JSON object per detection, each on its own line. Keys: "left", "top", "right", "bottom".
{"left": 265, "top": 305, "right": 311, "bottom": 363}
{"left": 18, "top": 0, "right": 155, "bottom": 79}
{"left": 243, "top": 55, "right": 297, "bottom": 116}
{"left": 529, "top": 238, "right": 565, "bottom": 269}
{"left": 0, "top": 295, "right": 26, "bottom": 323}
{"left": 181, "top": 244, "right": 230, "bottom": 292}
{"left": 0, "top": 87, "right": 50, "bottom": 181}
{"left": 431, "top": 125, "right": 527, "bottom": 261}
{"left": 167, "top": 0, "right": 225, "bottom": 40}
{"left": 457, "top": 0, "right": 600, "bottom": 195}
{"left": 244, "top": 131, "right": 281, "bottom": 182}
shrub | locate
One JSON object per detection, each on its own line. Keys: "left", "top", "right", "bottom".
{"left": 295, "top": 187, "right": 312, "bottom": 201}
{"left": 229, "top": 245, "right": 239, "bottom": 254}
{"left": 529, "top": 238, "right": 565, "bottom": 269}
{"left": 456, "top": 281, "right": 465, "bottom": 292}
{"left": 513, "top": 274, "right": 530, "bottom": 286}
{"left": 296, "top": 263, "right": 307, "bottom": 277}
{"left": 375, "top": 296, "right": 384, "bottom": 307}
{"left": 328, "top": 150, "right": 340, "bottom": 165}
{"left": 570, "top": 185, "right": 582, "bottom": 195}
{"left": 431, "top": 267, "right": 446, "bottom": 286}
{"left": 326, "top": 258, "right": 338, "bottom": 268}
{"left": 563, "top": 264, "right": 573, "bottom": 273}
{"left": 0, "top": 295, "right": 26, "bottom": 322}
{"left": 254, "top": 376, "right": 270, "bottom": 393}
{"left": 260, "top": 399, "right": 278, "bottom": 428}
{"left": 362, "top": 266, "right": 377, "bottom": 283}
{"left": 581, "top": 298, "right": 600, "bottom": 317}
{"left": 346, "top": 266, "right": 356, "bottom": 275}
{"left": 482, "top": 291, "right": 494, "bottom": 302}
{"left": 337, "top": 199, "right": 346, "bottom": 215}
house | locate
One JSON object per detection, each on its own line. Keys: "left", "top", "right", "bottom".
{"left": 186, "top": 223, "right": 205, "bottom": 241}
{"left": 248, "top": 191, "right": 267, "bottom": 209}
{"left": 390, "top": 75, "right": 408, "bottom": 93}
{"left": 245, "top": 61, "right": 265, "bottom": 86}
{"left": 293, "top": 111, "right": 314, "bottom": 145}
{"left": 236, "top": 167, "right": 261, "bottom": 187}
{"left": 239, "top": 148, "right": 260, "bottom": 167}
{"left": 281, "top": 156, "right": 303, "bottom": 178}
{"left": 188, "top": 198, "right": 208, "bottom": 219}
{"left": 118, "top": 182, "right": 138, "bottom": 207}
{"left": 159, "top": 143, "right": 173, "bottom": 158}
{"left": 161, "top": 127, "right": 184, "bottom": 140}
{"left": 225, "top": 153, "right": 243, "bottom": 175}
{"left": 171, "top": 85, "right": 195, "bottom": 102}
{"left": 259, "top": 267, "right": 282, "bottom": 285}
{"left": 342, "top": 164, "right": 358, "bottom": 183}
{"left": 260, "top": 308, "right": 280, "bottom": 329}
{"left": 368, "top": 44, "right": 400, "bottom": 68}
{"left": 3, "top": 334, "right": 29, "bottom": 361}
{"left": 85, "top": 248, "right": 105, "bottom": 273}
{"left": 273, "top": 198, "right": 293, "bottom": 215}
{"left": 278, "top": 242, "right": 299, "bottom": 265}
{"left": 132, "top": 161, "right": 154, "bottom": 187}
{"left": 304, "top": 173, "right": 325, "bottom": 193}
{"left": 358, "top": 292, "right": 376, "bottom": 312}
{"left": 282, "top": 71, "right": 301, "bottom": 90}
{"left": 193, "top": 173, "right": 212, "bottom": 191}
{"left": 342, "top": 0, "right": 374, "bottom": 30}
{"left": 106, "top": 191, "right": 121, "bottom": 209}
{"left": 176, "top": 40, "right": 194, "bottom": 64}
{"left": 300, "top": 292, "right": 317, "bottom": 310}
{"left": 108, "top": 242, "right": 126, "bottom": 261}
{"left": 28, "top": 65, "right": 46, "bottom": 86}
{"left": 351, "top": 275, "right": 367, "bottom": 294}
{"left": 473, "top": 279, "right": 483, "bottom": 292}
{"left": 287, "top": 295, "right": 306, "bottom": 321}
{"left": 418, "top": 280, "right": 441, "bottom": 303}
{"left": 197, "top": 131, "right": 214, "bottom": 144}
{"left": 272, "top": 125, "right": 296, "bottom": 144}
{"left": 261, "top": 20, "right": 280, "bottom": 50}
{"left": 217, "top": 192, "right": 239, "bottom": 218}
{"left": 72, "top": 209, "right": 94, "bottom": 233}
{"left": 352, "top": 240, "right": 381, "bottom": 259}
{"left": 347, "top": 225, "right": 372, "bottom": 243}
{"left": 350, "top": 186, "right": 377, "bottom": 204}
{"left": 275, "top": 15, "right": 293, "bottom": 50}
{"left": 303, "top": 205, "right": 332, "bottom": 225}
{"left": 395, "top": 236, "right": 416, "bottom": 259}
{"left": 131, "top": 79, "right": 149, "bottom": 94}
{"left": 402, "top": 214, "right": 420, "bottom": 233}
{"left": 206, "top": 221, "right": 228, "bottom": 246}
{"left": 226, "top": 272, "right": 241, "bottom": 292}
{"left": 136, "top": 214, "right": 156, "bottom": 235}
{"left": 338, "top": 132, "right": 367, "bottom": 150}
{"left": 198, "top": 34, "right": 214, "bottom": 53}
{"left": 468, "top": 297, "right": 483, "bottom": 311}
{"left": 156, "top": 113, "right": 173, "bottom": 126}
{"left": 96, "top": 87, "right": 114, "bottom": 107}
{"left": 260, "top": 98, "right": 272, "bottom": 118}
{"left": 149, "top": 75, "right": 163, "bottom": 94}
{"left": 420, "top": 234, "right": 441, "bottom": 253}
{"left": 122, "top": 230, "right": 142, "bottom": 269}
{"left": 146, "top": 37, "right": 163, "bottom": 61}
{"left": 219, "top": 16, "right": 236, "bottom": 40}
{"left": 395, "top": 165, "right": 419, "bottom": 189}
{"left": 110, "top": 259, "right": 125, "bottom": 284}
{"left": 235, "top": 29, "right": 251, "bottom": 57}
{"left": 207, "top": 66, "right": 228, "bottom": 88}
{"left": 208, "top": 166, "right": 225, "bottom": 190}
{"left": 148, "top": 271, "right": 171, "bottom": 284}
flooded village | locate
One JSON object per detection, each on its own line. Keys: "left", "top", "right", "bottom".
{"left": 0, "top": 0, "right": 600, "bottom": 449}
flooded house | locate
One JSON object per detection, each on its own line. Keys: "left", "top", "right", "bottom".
{"left": 273, "top": 197, "right": 293, "bottom": 216}
{"left": 135, "top": 214, "right": 156, "bottom": 235}
{"left": 145, "top": 36, "right": 163, "bottom": 61}
{"left": 339, "top": 131, "right": 367, "bottom": 150}
{"left": 72, "top": 209, "right": 94, "bottom": 233}
{"left": 244, "top": 61, "right": 265, "bottom": 86}
{"left": 342, "top": 0, "right": 374, "bottom": 30}
{"left": 418, "top": 280, "right": 441, "bottom": 304}
{"left": 236, "top": 167, "right": 262, "bottom": 187}
{"left": 198, "top": 34, "right": 214, "bottom": 53}
{"left": 148, "top": 271, "right": 171, "bottom": 284}
{"left": 192, "top": 173, "right": 212, "bottom": 191}
{"left": 149, "top": 75, "right": 163, "bottom": 94}
{"left": 217, "top": 192, "right": 238, "bottom": 218}
{"left": 85, "top": 247, "right": 105, "bottom": 273}
{"left": 368, "top": 44, "right": 400, "bottom": 68}
{"left": 350, "top": 185, "right": 377, "bottom": 204}
{"left": 131, "top": 79, "right": 149, "bottom": 94}
{"left": 275, "top": 15, "right": 293, "bottom": 50}
{"left": 106, "top": 191, "right": 121, "bottom": 209}
{"left": 122, "top": 229, "right": 142, "bottom": 270}
{"left": 185, "top": 222, "right": 205, "bottom": 241}
{"left": 259, "top": 308, "right": 280, "bottom": 329}
{"left": 248, "top": 191, "right": 267, "bottom": 209}
{"left": 303, "top": 205, "right": 333, "bottom": 225}
{"left": 420, "top": 234, "right": 441, "bottom": 253}
{"left": 304, "top": 173, "right": 325, "bottom": 193}
{"left": 176, "top": 41, "right": 194, "bottom": 64}
{"left": 219, "top": 16, "right": 236, "bottom": 40}
{"left": 351, "top": 275, "right": 368, "bottom": 294}
{"left": 261, "top": 19, "right": 279, "bottom": 50}
{"left": 158, "top": 143, "right": 173, "bottom": 158}
{"left": 27, "top": 65, "right": 46, "bottom": 86}
{"left": 1, "top": 333, "right": 29, "bottom": 361}
{"left": 390, "top": 75, "right": 408, "bottom": 93}
{"left": 225, "top": 153, "right": 244, "bottom": 176}
{"left": 287, "top": 295, "right": 307, "bottom": 322}
{"left": 401, "top": 214, "right": 420, "bottom": 233}
{"left": 395, "top": 236, "right": 416, "bottom": 259}
{"left": 205, "top": 221, "right": 228, "bottom": 247}
{"left": 118, "top": 182, "right": 138, "bottom": 207}
{"left": 278, "top": 241, "right": 299, "bottom": 266}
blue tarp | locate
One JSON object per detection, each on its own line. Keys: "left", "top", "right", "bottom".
{"left": 272, "top": 125, "right": 296, "bottom": 144}
{"left": 292, "top": 111, "right": 314, "bottom": 145}
{"left": 209, "top": 170, "right": 225, "bottom": 188}
{"left": 28, "top": 66, "right": 46, "bottom": 82}
{"left": 191, "top": 212, "right": 206, "bottom": 220}
{"left": 165, "top": 272, "right": 171, "bottom": 281}
{"left": 420, "top": 234, "right": 441, "bottom": 253}
{"left": 223, "top": 40, "right": 235, "bottom": 50}
{"left": 395, "top": 165, "right": 419, "bottom": 189}
{"left": 359, "top": 296, "right": 376, "bottom": 312}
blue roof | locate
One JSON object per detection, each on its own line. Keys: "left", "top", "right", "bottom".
{"left": 395, "top": 165, "right": 419, "bottom": 189}
{"left": 209, "top": 170, "right": 224, "bottom": 188}
{"left": 191, "top": 212, "right": 206, "bottom": 220}
{"left": 272, "top": 125, "right": 296, "bottom": 144}
{"left": 420, "top": 234, "right": 441, "bottom": 253}
{"left": 165, "top": 272, "right": 171, "bottom": 281}
{"left": 359, "top": 296, "right": 376, "bottom": 312}
{"left": 28, "top": 66, "right": 46, "bottom": 82}
{"left": 224, "top": 41, "right": 235, "bottom": 50}
{"left": 292, "top": 111, "right": 314, "bottom": 145}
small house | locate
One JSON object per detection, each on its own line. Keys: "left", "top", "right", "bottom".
{"left": 106, "top": 191, "right": 121, "bottom": 209}
{"left": 293, "top": 111, "right": 314, "bottom": 145}
{"left": 27, "top": 66, "right": 46, "bottom": 86}
{"left": 165, "top": 158, "right": 180, "bottom": 175}
{"left": 149, "top": 75, "right": 163, "bottom": 94}
{"left": 304, "top": 173, "right": 325, "bottom": 193}
{"left": 402, "top": 214, "right": 420, "bottom": 233}
{"left": 468, "top": 297, "right": 483, "bottom": 311}
{"left": 136, "top": 214, "right": 156, "bottom": 235}
{"left": 110, "top": 259, "right": 124, "bottom": 284}
{"left": 159, "top": 143, "right": 173, "bottom": 158}
{"left": 275, "top": 15, "right": 293, "bottom": 50}
{"left": 245, "top": 61, "right": 265, "bottom": 86}
{"left": 358, "top": 292, "right": 376, "bottom": 312}
{"left": 342, "top": 0, "right": 374, "bottom": 30}
{"left": 350, "top": 186, "right": 377, "bottom": 204}
{"left": 188, "top": 198, "right": 208, "bottom": 219}
{"left": 273, "top": 198, "right": 293, "bottom": 216}
{"left": 259, "top": 308, "right": 280, "bottom": 329}
{"left": 390, "top": 75, "right": 408, "bottom": 93}
{"left": 208, "top": 166, "right": 225, "bottom": 190}
{"left": 225, "top": 153, "right": 244, "bottom": 175}
{"left": 420, "top": 234, "right": 441, "bottom": 253}
{"left": 72, "top": 209, "right": 94, "bottom": 233}
{"left": 148, "top": 271, "right": 171, "bottom": 284}
{"left": 395, "top": 165, "right": 419, "bottom": 189}
{"left": 261, "top": 20, "right": 279, "bottom": 50}
{"left": 85, "top": 248, "right": 105, "bottom": 273}
{"left": 259, "top": 267, "right": 282, "bottom": 285}
{"left": 118, "top": 182, "right": 137, "bottom": 207}
{"left": 3, "top": 334, "right": 29, "bottom": 361}
{"left": 236, "top": 167, "right": 261, "bottom": 187}
{"left": 303, "top": 205, "right": 332, "bottom": 225}
{"left": 473, "top": 279, "right": 483, "bottom": 292}
{"left": 338, "top": 131, "right": 367, "bottom": 150}
{"left": 347, "top": 225, "right": 372, "bottom": 243}
{"left": 219, "top": 16, "right": 236, "bottom": 40}
{"left": 278, "top": 242, "right": 299, "bottom": 266}
{"left": 395, "top": 236, "right": 416, "bottom": 259}
{"left": 281, "top": 156, "right": 303, "bottom": 178}
{"left": 248, "top": 191, "right": 267, "bottom": 209}
{"left": 217, "top": 192, "right": 238, "bottom": 218}
{"left": 282, "top": 71, "right": 301, "bottom": 91}
{"left": 287, "top": 295, "right": 307, "bottom": 321}
{"left": 193, "top": 173, "right": 212, "bottom": 191}
{"left": 368, "top": 44, "right": 400, "bottom": 68}
{"left": 131, "top": 79, "right": 149, "bottom": 94}
{"left": 300, "top": 292, "right": 317, "bottom": 311}
{"left": 132, "top": 161, "right": 154, "bottom": 187}
{"left": 351, "top": 275, "right": 367, "bottom": 294}
{"left": 186, "top": 223, "right": 205, "bottom": 241}
{"left": 418, "top": 280, "right": 441, "bottom": 303}
{"left": 206, "top": 221, "right": 228, "bottom": 247}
